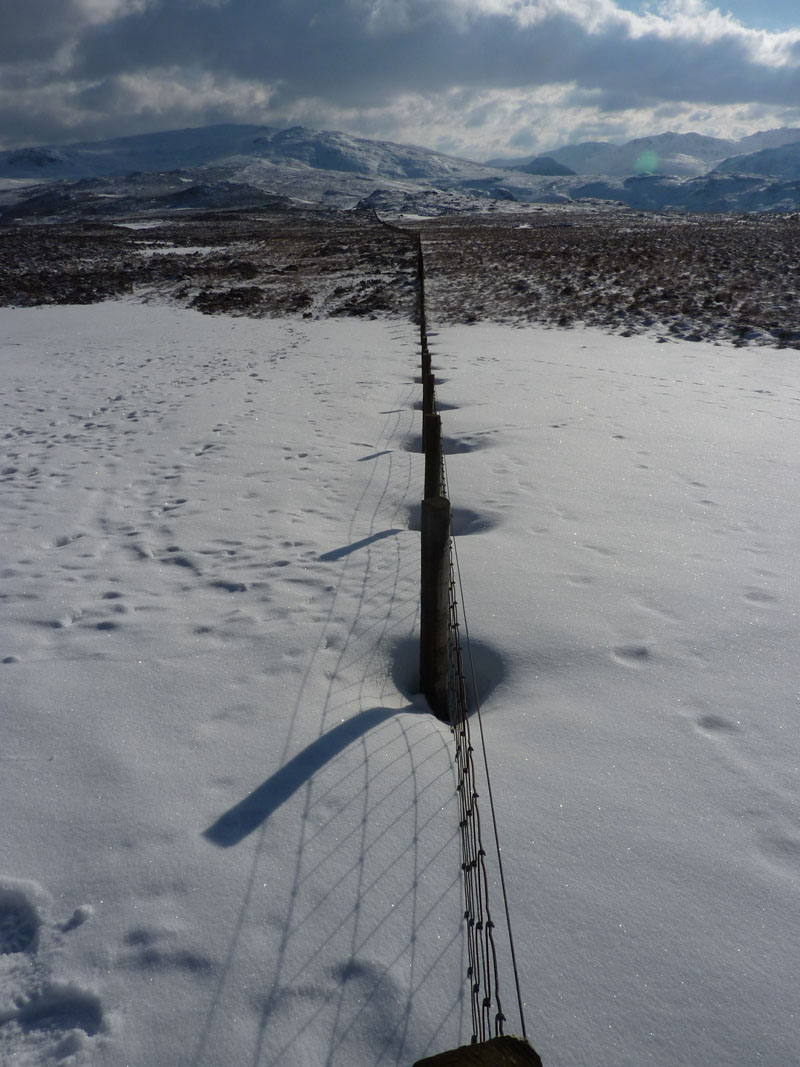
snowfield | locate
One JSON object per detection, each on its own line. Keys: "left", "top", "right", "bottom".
{"left": 1, "top": 301, "right": 799, "bottom": 1066}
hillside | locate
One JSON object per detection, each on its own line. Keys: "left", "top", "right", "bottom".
{"left": 0, "top": 125, "right": 479, "bottom": 183}
{"left": 713, "top": 139, "right": 800, "bottom": 178}
{"left": 4, "top": 124, "right": 800, "bottom": 219}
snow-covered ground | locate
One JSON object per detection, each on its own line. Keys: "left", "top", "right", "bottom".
{"left": 1, "top": 303, "right": 798, "bottom": 1066}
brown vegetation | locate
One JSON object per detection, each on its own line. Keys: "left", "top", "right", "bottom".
{"left": 2, "top": 207, "right": 799, "bottom": 347}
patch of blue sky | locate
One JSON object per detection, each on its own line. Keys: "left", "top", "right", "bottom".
{"left": 631, "top": 1, "right": 800, "bottom": 32}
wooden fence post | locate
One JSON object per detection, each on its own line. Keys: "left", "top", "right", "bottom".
{"left": 424, "top": 414, "right": 443, "bottom": 500}
{"left": 420, "top": 495, "right": 451, "bottom": 721}
{"left": 421, "top": 373, "right": 435, "bottom": 451}
{"left": 417, "top": 235, "right": 431, "bottom": 376}
{"left": 413, "top": 1035, "right": 543, "bottom": 1067}
{"left": 422, "top": 372, "right": 435, "bottom": 416}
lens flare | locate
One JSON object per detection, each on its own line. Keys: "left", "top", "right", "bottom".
{"left": 635, "top": 149, "right": 659, "bottom": 174}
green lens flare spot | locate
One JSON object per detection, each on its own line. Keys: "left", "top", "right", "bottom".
{"left": 635, "top": 149, "right": 659, "bottom": 174}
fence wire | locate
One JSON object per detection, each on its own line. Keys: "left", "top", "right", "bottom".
{"left": 445, "top": 531, "right": 506, "bottom": 1043}
{"left": 432, "top": 263, "right": 527, "bottom": 1049}
{"left": 372, "top": 209, "right": 526, "bottom": 1045}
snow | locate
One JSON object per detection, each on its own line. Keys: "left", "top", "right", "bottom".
{"left": 0, "top": 125, "right": 480, "bottom": 184}
{"left": 6, "top": 122, "right": 800, "bottom": 221}
{"left": 114, "top": 221, "right": 166, "bottom": 230}
{"left": 1, "top": 303, "right": 799, "bottom": 1066}
{"left": 134, "top": 245, "right": 216, "bottom": 257}
{"left": 714, "top": 139, "right": 800, "bottom": 178}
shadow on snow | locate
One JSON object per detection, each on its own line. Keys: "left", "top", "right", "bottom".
{"left": 203, "top": 706, "right": 400, "bottom": 848}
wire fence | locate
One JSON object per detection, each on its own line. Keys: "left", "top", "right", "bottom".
{"left": 370, "top": 207, "right": 529, "bottom": 1050}
{"left": 413, "top": 224, "right": 527, "bottom": 1047}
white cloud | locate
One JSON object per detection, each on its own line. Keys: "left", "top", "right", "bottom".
{"left": 3, "top": 0, "right": 800, "bottom": 153}
{"left": 78, "top": 0, "right": 154, "bottom": 20}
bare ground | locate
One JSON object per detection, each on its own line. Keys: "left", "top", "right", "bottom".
{"left": 2, "top": 206, "right": 799, "bottom": 348}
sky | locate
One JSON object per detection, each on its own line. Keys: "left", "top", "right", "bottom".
{"left": 2, "top": 0, "right": 800, "bottom": 159}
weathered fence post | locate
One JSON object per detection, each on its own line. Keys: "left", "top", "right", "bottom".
{"left": 421, "top": 372, "right": 435, "bottom": 451}
{"left": 420, "top": 495, "right": 451, "bottom": 721}
{"left": 413, "top": 1035, "right": 543, "bottom": 1067}
{"left": 422, "top": 372, "right": 435, "bottom": 416}
{"left": 417, "top": 234, "right": 431, "bottom": 377}
{"left": 424, "top": 413, "right": 443, "bottom": 500}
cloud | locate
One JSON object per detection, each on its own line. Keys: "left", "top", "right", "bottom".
{"left": 2, "top": 0, "right": 800, "bottom": 154}
{"left": 0, "top": 0, "right": 153, "bottom": 62}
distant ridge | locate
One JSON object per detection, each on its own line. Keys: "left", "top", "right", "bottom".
{"left": 0, "top": 124, "right": 477, "bottom": 182}
{"left": 4, "top": 122, "right": 800, "bottom": 218}
{"left": 713, "top": 139, "right": 800, "bottom": 178}
{"left": 490, "top": 128, "right": 800, "bottom": 178}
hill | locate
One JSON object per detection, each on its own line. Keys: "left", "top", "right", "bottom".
{"left": 713, "top": 139, "right": 800, "bottom": 179}
{"left": 5, "top": 123, "right": 800, "bottom": 219}
{"left": 0, "top": 125, "right": 478, "bottom": 183}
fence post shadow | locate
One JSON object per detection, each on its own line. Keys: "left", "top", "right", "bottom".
{"left": 203, "top": 705, "right": 401, "bottom": 848}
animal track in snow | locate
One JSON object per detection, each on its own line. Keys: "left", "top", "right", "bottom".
{"left": 582, "top": 542, "right": 617, "bottom": 557}
{"left": 612, "top": 644, "right": 652, "bottom": 665}
{"left": 121, "top": 926, "right": 214, "bottom": 975}
{"left": 53, "top": 532, "right": 85, "bottom": 549}
{"left": 696, "top": 714, "right": 738, "bottom": 733}
{"left": 743, "top": 587, "right": 779, "bottom": 604}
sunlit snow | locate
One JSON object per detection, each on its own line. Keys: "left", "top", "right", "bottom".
{"left": 1, "top": 303, "right": 798, "bottom": 1066}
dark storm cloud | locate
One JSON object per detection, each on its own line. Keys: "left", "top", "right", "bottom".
{"left": 0, "top": 0, "right": 88, "bottom": 61}
{"left": 67, "top": 0, "right": 800, "bottom": 109}
{"left": 3, "top": 0, "right": 800, "bottom": 151}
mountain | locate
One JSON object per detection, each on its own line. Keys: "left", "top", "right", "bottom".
{"left": 512, "top": 156, "right": 576, "bottom": 176}
{"left": 544, "top": 132, "right": 736, "bottom": 177}
{"left": 255, "top": 126, "right": 474, "bottom": 179}
{"left": 488, "top": 133, "right": 734, "bottom": 177}
{"left": 0, "top": 125, "right": 478, "bottom": 183}
{"left": 713, "top": 139, "right": 800, "bottom": 179}
{"left": 567, "top": 171, "right": 800, "bottom": 213}
{"left": 734, "top": 127, "right": 800, "bottom": 154}
{"left": 4, "top": 123, "right": 800, "bottom": 220}
{"left": 0, "top": 126, "right": 278, "bottom": 180}
{"left": 489, "top": 131, "right": 800, "bottom": 179}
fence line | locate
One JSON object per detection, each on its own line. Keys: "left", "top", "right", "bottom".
{"left": 370, "top": 211, "right": 536, "bottom": 1060}
{"left": 411, "top": 227, "right": 529, "bottom": 1049}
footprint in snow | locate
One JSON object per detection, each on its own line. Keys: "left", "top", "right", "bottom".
{"left": 11, "top": 985, "right": 104, "bottom": 1038}
{"left": 0, "top": 881, "right": 105, "bottom": 1057}
{"left": 0, "top": 888, "right": 40, "bottom": 955}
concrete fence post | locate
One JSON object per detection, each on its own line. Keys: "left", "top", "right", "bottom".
{"left": 420, "top": 495, "right": 451, "bottom": 722}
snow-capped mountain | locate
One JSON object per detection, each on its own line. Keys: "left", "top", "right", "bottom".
{"left": 0, "top": 125, "right": 477, "bottom": 183}
{"left": 3, "top": 122, "right": 800, "bottom": 219}
{"left": 494, "top": 132, "right": 737, "bottom": 177}
{"left": 734, "top": 126, "right": 800, "bottom": 154}
{"left": 491, "top": 129, "right": 800, "bottom": 179}
{"left": 713, "top": 139, "right": 800, "bottom": 179}
{"left": 0, "top": 126, "right": 278, "bottom": 180}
